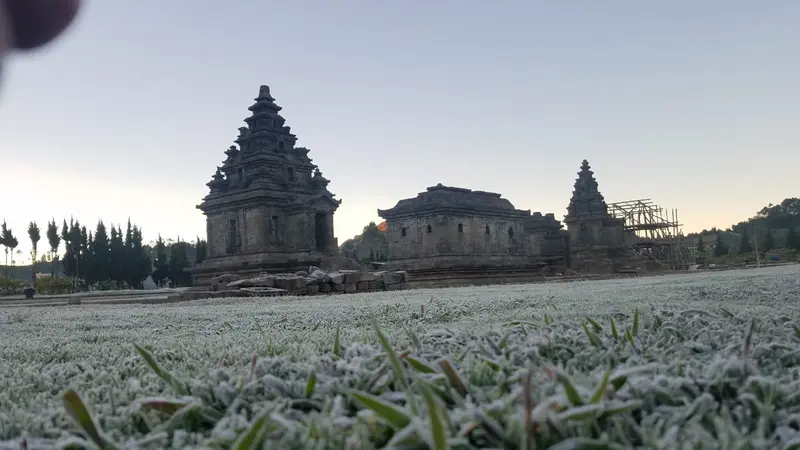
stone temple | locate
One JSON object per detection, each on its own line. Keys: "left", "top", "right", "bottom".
{"left": 189, "top": 85, "right": 342, "bottom": 286}
{"left": 563, "top": 160, "right": 628, "bottom": 273}
{"left": 377, "top": 184, "right": 568, "bottom": 286}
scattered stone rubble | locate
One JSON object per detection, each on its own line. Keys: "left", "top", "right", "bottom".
{"left": 206, "top": 266, "right": 409, "bottom": 297}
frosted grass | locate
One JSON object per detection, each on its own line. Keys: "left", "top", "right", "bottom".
{"left": 0, "top": 265, "right": 798, "bottom": 448}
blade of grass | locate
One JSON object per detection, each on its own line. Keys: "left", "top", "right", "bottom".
{"left": 554, "top": 370, "right": 584, "bottom": 406}
{"left": 632, "top": 309, "right": 640, "bottom": 337}
{"left": 137, "top": 397, "right": 192, "bottom": 415}
{"left": 133, "top": 344, "right": 189, "bottom": 396}
{"left": 404, "top": 325, "right": 422, "bottom": 351}
{"left": 418, "top": 380, "right": 449, "bottom": 450}
{"left": 582, "top": 322, "right": 603, "bottom": 348}
{"left": 333, "top": 325, "right": 342, "bottom": 358}
{"left": 373, "top": 319, "right": 409, "bottom": 390}
{"left": 403, "top": 354, "right": 437, "bottom": 374}
{"left": 585, "top": 316, "right": 602, "bottom": 333}
{"left": 437, "top": 359, "right": 469, "bottom": 399}
{"left": 610, "top": 317, "right": 619, "bottom": 340}
{"left": 351, "top": 390, "right": 411, "bottom": 430}
{"left": 305, "top": 372, "right": 317, "bottom": 399}
{"left": 232, "top": 413, "right": 273, "bottom": 450}
{"left": 589, "top": 370, "right": 611, "bottom": 404}
{"left": 63, "top": 390, "right": 120, "bottom": 450}
{"left": 554, "top": 404, "right": 604, "bottom": 422}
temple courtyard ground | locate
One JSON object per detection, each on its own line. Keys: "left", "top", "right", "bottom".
{"left": 1, "top": 264, "right": 799, "bottom": 448}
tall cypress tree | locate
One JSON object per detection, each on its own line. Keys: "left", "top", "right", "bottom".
{"left": 194, "top": 237, "right": 207, "bottom": 265}
{"left": 109, "top": 225, "right": 126, "bottom": 287}
{"left": 92, "top": 220, "right": 111, "bottom": 284}
{"left": 168, "top": 240, "right": 191, "bottom": 287}
{"left": 152, "top": 235, "right": 169, "bottom": 286}
{"left": 46, "top": 219, "right": 61, "bottom": 276}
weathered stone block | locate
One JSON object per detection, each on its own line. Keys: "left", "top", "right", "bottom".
{"left": 307, "top": 285, "right": 319, "bottom": 295}
{"left": 359, "top": 272, "right": 378, "bottom": 282}
{"left": 309, "top": 269, "right": 329, "bottom": 281}
{"left": 332, "top": 283, "right": 345, "bottom": 292}
{"left": 226, "top": 275, "right": 277, "bottom": 289}
{"left": 356, "top": 280, "right": 371, "bottom": 291}
{"left": 308, "top": 265, "right": 322, "bottom": 273}
{"left": 303, "top": 276, "right": 318, "bottom": 286}
{"left": 328, "top": 271, "right": 345, "bottom": 285}
{"left": 380, "top": 271, "right": 405, "bottom": 285}
{"left": 385, "top": 283, "right": 406, "bottom": 291}
{"left": 319, "top": 283, "right": 332, "bottom": 293}
{"left": 373, "top": 279, "right": 384, "bottom": 290}
{"left": 344, "top": 271, "right": 362, "bottom": 284}
{"left": 295, "top": 270, "right": 309, "bottom": 277}
{"left": 343, "top": 283, "right": 357, "bottom": 293}
{"left": 211, "top": 273, "right": 240, "bottom": 284}
{"left": 214, "top": 290, "right": 240, "bottom": 298}
{"left": 240, "top": 287, "right": 289, "bottom": 296}
{"left": 274, "top": 275, "right": 306, "bottom": 292}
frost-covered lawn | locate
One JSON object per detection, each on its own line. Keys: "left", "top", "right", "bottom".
{"left": 1, "top": 265, "right": 799, "bottom": 449}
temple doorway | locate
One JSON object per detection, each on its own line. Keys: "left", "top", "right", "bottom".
{"left": 315, "top": 212, "right": 329, "bottom": 252}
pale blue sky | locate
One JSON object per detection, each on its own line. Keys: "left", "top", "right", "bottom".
{"left": 2, "top": 1, "right": 798, "bottom": 261}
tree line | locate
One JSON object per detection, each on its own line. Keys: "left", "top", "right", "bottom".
{"left": 693, "top": 197, "right": 800, "bottom": 262}
{"left": 0, "top": 218, "right": 208, "bottom": 291}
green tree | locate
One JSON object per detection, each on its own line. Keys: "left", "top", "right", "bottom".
{"left": 168, "top": 240, "right": 191, "bottom": 287}
{"left": 109, "top": 225, "right": 126, "bottom": 287}
{"left": 762, "top": 227, "right": 775, "bottom": 252}
{"left": 1, "top": 220, "right": 11, "bottom": 268}
{"left": 739, "top": 228, "right": 753, "bottom": 254}
{"left": 713, "top": 233, "right": 728, "bottom": 257}
{"left": 787, "top": 226, "right": 800, "bottom": 252}
{"left": 61, "top": 218, "right": 77, "bottom": 281}
{"left": 695, "top": 235, "right": 706, "bottom": 264}
{"left": 77, "top": 224, "right": 88, "bottom": 286}
{"left": 7, "top": 235, "right": 19, "bottom": 268}
{"left": 91, "top": 220, "right": 111, "bottom": 285}
{"left": 152, "top": 235, "right": 169, "bottom": 286}
{"left": 194, "top": 237, "right": 207, "bottom": 265}
{"left": 46, "top": 218, "right": 61, "bottom": 276}
{"left": 27, "top": 221, "right": 41, "bottom": 283}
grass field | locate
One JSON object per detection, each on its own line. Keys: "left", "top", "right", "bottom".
{"left": 1, "top": 265, "right": 799, "bottom": 449}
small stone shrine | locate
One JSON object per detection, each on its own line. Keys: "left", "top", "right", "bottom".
{"left": 189, "top": 85, "right": 343, "bottom": 286}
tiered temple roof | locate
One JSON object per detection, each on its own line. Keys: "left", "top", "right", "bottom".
{"left": 564, "top": 160, "right": 611, "bottom": 223}
{"left": 199, "top": 85, "right": 340, "bottom": 209}
{"left": 378, "top": 184, "right": 531, "bottom": 220}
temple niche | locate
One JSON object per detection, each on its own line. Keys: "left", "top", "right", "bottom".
{"left": 563, "top": 160, "right": 627, "bottom": 273}
{"left": 190, "top": 85, "right": 342, "bottom": 285}
{"left": 377, "top": 184, "right": 567, "bottom": 284}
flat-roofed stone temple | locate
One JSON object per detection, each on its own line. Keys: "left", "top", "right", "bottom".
{"left": 190, "top": 85, "right": 342, "bottom": 285}
{"left": 377, "top": 184, "right": 567, "bottom": 285}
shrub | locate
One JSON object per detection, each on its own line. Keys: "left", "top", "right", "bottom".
{"left": 0, "top": 277, "right": 25, "bottom": 295}
{"left": 34, "top": 276, "right": 74, "bottom": 295}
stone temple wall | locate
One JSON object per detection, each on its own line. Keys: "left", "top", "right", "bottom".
{"left": 385, "top": 214, "right": 527, "bottom": 260}
{"left": 207, "top": 206, "right": 337, "bottom": 258}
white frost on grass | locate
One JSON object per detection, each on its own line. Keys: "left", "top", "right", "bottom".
{"left": 0, "top": 265, "right": 799, "bottom": 448}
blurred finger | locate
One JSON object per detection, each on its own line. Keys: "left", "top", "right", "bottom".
{"left": 4, "top": 0, "right": 80, "bottom": 50}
